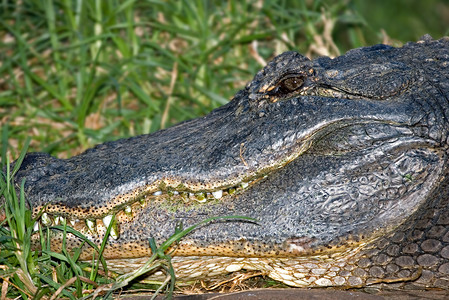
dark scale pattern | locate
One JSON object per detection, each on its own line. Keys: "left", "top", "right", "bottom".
{"left": 354, "top": 165, "right": 449, "bottom": 289}
{"left": 5, "top": 36, "right": 449, "bottom": 289}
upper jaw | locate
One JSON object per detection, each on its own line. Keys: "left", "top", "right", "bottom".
{"left": 13, "top": 49, "right": 425, "bottom": 222}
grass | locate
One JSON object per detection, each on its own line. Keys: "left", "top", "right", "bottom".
{"left": 0, "top": 0, "right": 447, "bottom": 298}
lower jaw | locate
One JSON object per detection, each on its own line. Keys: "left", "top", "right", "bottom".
{"left": 104, "top": 249, "right": 423, "bottom": 288}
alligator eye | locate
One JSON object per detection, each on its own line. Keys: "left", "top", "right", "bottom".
{"left": 275, "top": 75, "right": 306, "bottom": 95}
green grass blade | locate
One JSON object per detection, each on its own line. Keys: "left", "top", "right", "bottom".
{"left": 159, "top": 215, "right": 257, "bottom": 252}
{"left": 11, "top": 138, "right": 30, "bottom": 177}
{"left": 50, "top": 225, "right": 107, "bottom": 270}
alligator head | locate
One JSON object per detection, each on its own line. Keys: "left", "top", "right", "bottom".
{"left": 6, "top": 35, "right": 449, "bottom": 288}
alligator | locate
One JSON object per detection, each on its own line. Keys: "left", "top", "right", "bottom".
{"left": 4, "top": 35, "right": 449, "bottom": 289}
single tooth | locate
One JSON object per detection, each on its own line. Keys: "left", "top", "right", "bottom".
{"left": 173, "top": 191, "right": 179, "bottom": 195}
{"left": 33, "top": 222, "right": 39, "bottom": 232}
{"left": 102, "top": 215, "right": 113, "bottom": 228}
{"left": 195, "top": 192, "right": 206, "bottom": 201}
{"left": 41, "top": 213, "right": 52, "bottom": 226}
{"left": 124, "top": 205, "right": 132, "bottom": 217}
{"left": 86, "top": 219, "right": 96, "bottom": 233}
{"left": 110, "top": 224, "right": 119, "bottom": 240}
{"left": 189, "top": 193, "right": 194, "bottom": 197}
{"left": 153, "top": 191, "right": 162, "bottom": 196}
{"left": 241, "top": 182, "right": 249, "bottom": 189}
{"left": 228, "top": 187, "right": 236, "bottom": 195}
{"left": 103, "top": 215, "right": 119, "bottom": 240}
{"left": 212, "top": 190, "right": 223, "bottom": 199}
{"left": 70, "top": 219, "right": 76, "bottom": 226}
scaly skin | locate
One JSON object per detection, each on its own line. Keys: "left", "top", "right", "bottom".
{"left": 5, "top": 35, "right": 449, "bottom": 289}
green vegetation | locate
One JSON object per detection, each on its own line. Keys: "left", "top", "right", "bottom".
{"left": 0, "top": 0, "right": 447, "bottom": 298}
{"left": 351, "top": 0, "right": 449, "bottom": 45}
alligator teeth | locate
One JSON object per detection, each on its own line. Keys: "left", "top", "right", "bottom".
{"left": 41, "top": 213, "right": 52, "bottom": 226}
{"left": 195, "top": 192, "right": 206, "bottom": 201}
{"left": 241, "top": 182, "right": 249, "bottom": 189}
{"left": 153, "top": 191, "right": 162, "bottom": 196}
{"left": 194, "top": 193, "right": 207, "bottom": 203}
{"left": 168, "top": 190, "right": 180, "bottom": 196}
{"left": 86, "top": 219, "right": 96, "bottom": 233}
{"left": 54, "top": 216, "right": 66, "bottom": 225}
{"left": 102, "top": 215, "right": 119, "bottom": 240}
{"left": 124, "top": 205, "right": 132, "bottom": 217}
{"left": 212, "top": 190, "right": 223, "bottom": 199}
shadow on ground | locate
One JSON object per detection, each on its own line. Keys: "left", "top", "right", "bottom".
{"left": 120, "top": 288, "right": 449, "bottom": 300}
